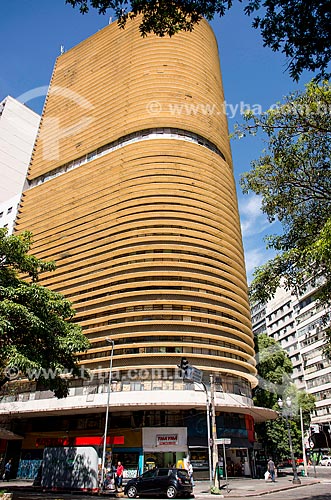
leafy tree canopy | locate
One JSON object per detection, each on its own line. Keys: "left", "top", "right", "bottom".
{"left": 253, "top": 333, "right": 293, "bottom": 409}
{"left": 66, "top": 0, "right": 331, "bottom": 80}
{"left": 262, "top": 389, "right": 316, "bottom": 462}
{"left": 237, "top": 81, "right": 331, "bottom": 306}
{"left": 0, "top": 229, "right": 90, "bottom": 398}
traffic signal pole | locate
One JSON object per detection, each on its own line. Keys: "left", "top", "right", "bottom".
{"left": 178, "top": 358, "right": 213, "bottom": 482}
{"left": 202, "top": 382, "right": 213, "bottom": 483}
{"left": 210, "top": 374, "right": 219, "bottom": 486}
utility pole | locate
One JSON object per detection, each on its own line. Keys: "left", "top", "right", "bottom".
{"left": 210, "top": 374, "right": 219, "bottom": 486}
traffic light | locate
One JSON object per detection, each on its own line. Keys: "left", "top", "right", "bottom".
{"left": 178, "top": 357, "right": 189, "bottom": 379}
{"left": 177, "top": 358, "right": 203, "bottom": 382}
{"left": 180, "top": 357, "right": 189, "bottom": 371}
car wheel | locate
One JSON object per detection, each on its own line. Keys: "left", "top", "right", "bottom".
{"left": 127, "top": 486, "right": 138, "bottom": 498}
{"left": 166, "top": 486, "right": 177, "bottom": 499}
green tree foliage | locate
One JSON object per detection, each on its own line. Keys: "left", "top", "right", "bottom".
{"left": 66, "top": 0, "right": 331, "bottom": 80}
{"left": 253, "top": 334, "right": 293, "bottom": 409}
{"left": 262, "top": 391, "right": 315, "bottom": 463}
{"left": 0, "top": 229, "right": 90, "bottom": 398}
{"left": 238, "top": 81, "right": 331, "bottom": 307}
{"left": 254, "top": 334, "right": 315, "bottom": 461}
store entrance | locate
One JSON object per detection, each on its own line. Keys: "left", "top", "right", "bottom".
{"left": 112, "top": 451, "right": 140, "bottom": 479}
{"left": 144, "top": 452, "right": 185, "bottom": 471}
{"left": 224, "top": 448, "right": 251, "bottom": 477}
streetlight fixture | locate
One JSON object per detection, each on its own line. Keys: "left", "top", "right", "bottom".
{"left": 278, "top": 397, "right": 301, "bottom": 485}
{"left": 299, "top": 406, "right": 308, "bottom": 477}
{"left": 100, "top": 338, "right": 115, "bottom": 491}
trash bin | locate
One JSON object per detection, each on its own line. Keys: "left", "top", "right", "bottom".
{"left": 216, "top": 465, "right": 224, "bottom": 479}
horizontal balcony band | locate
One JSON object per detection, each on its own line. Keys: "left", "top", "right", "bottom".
{"left": 28, "top": 128, "right": 226, "bottom": 187}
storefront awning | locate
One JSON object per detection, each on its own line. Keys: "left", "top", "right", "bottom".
{"left": 220, "top": 405, "right": 278, "bottom": 423}
{"left": 0, "top": 428, "right": 24, "bottom": 440}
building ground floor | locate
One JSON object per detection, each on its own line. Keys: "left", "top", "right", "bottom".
{"left": 0, "top": 408, "right": 261, "bottom": 486}
{"left": 0, "top": 379, "right": 277, "bottom": 489}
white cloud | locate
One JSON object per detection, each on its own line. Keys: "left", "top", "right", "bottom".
{"left": 238, "top": 194, "right": 271, "bottom": 237}
{"left": 237, "top": 194, "right": 279, "bottom": 283}
{"left": 244, "top": 247, "right": 265, "bottom": 281}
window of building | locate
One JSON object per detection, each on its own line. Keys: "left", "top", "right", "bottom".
{"left": 7, "top": 207, "right": 12, "bottom": 214}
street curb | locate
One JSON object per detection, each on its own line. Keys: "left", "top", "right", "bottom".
{"left": 193, "top": 480, "right": 320, "bottom": 498}
{"left": 241, "top": 480, "right": 321, "bottom": 497}
{"left": 1, "top": 479, "right": 322, "bottom": 499}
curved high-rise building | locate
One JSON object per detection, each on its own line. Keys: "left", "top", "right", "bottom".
{"left": 1, "top": 17, "right": 275, "bottom": 482}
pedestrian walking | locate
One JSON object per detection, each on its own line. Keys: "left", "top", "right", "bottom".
{"left": 115, "top": 461, "right": 124, "bottom": 490}
{"left": 267, "top": 458, "right": 276, "bottom": 482}
{"left": 187, "top": 461, "right": 194, "bottom": 487}
{"left": 3, "top": 459, "right": 12, "bottom": 481}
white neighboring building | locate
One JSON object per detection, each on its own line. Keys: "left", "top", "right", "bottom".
{"left": 251, "top": 284, "right": 331, "bottom": 427}
{"left": 0, "top": 96, "right": 40, "bottom": 233}
{"left": 293, "top": 281, "right": 331, "bottom": 426}
{"left": 0, "top": 194, "right": 22, "bottom": 232}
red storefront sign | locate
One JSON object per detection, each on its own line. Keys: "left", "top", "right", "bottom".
{"left": 35, "top": 435, "right": 124, "bottom": 447}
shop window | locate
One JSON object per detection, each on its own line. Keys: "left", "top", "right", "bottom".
{"left": 132, "top": 382, "right": 143, "bottom": 391}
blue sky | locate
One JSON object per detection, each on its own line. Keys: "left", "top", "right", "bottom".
{"left": 1, "top": 0, "right": 312, "bottom": 282}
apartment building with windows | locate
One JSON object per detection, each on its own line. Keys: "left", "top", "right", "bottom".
{"left": 0, "top": 18, "right": 275, "bottom": 482}
{"left": 251, "top": 284, "right": 331, "bottom": 429}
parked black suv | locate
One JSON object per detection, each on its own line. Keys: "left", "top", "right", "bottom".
{"left": 124, "top": 467, "right": 193, "bottom": 498}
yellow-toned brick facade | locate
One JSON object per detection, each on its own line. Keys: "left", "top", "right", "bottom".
{"left": 17, "top": 17, "right": 257, "bottom": 390}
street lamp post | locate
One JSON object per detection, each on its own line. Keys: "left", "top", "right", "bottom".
{"left": 299, "top": 406, "right": 308, "bottom": 477}
{"left": 278, "top": 397, "right": 301, "bottom": 485}
{"left": 100, "top": 338, "right": 115, "bottom": 491}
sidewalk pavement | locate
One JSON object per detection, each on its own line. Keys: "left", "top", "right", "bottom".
{"left": 0, "top": 475, "right": 321, "bottom": 498}
{"left": 192, "top": 475, "right": 320, "bottom": 497}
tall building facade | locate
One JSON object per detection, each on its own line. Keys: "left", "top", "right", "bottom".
{"left": 251, "top": 284, "right": 331, "bottom": 443}
{"left": 0, "top": 19, "right": 274, "bottom": 481}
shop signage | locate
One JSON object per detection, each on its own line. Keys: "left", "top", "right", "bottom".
{"left": 35, "top": 435, "right": 124, "bottom": 447}
{"left": 156, "top": 434, "right": 178, "bottom": 446}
